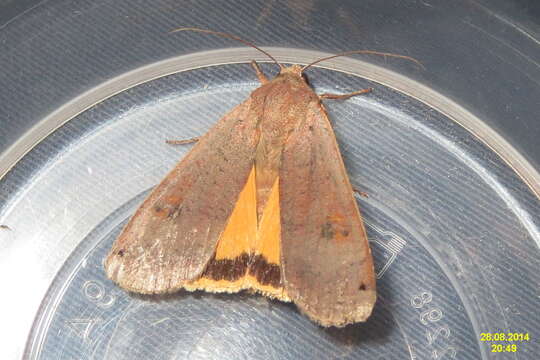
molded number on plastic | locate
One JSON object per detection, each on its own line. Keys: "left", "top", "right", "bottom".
{"left": 65, "top": 280, "right": 115, "bottom": 343}
{"left": 427, "top": 326, "right": 450, "bottom": 345}
{"left": 66, "top": 318, "right": 100, "bottom": 342}
{"left": 411, "top": 291, "right": 432, "bottom": 308}
{"left": 83, "top": 280, "right": 116, "bottom": 308}
{"left": 420, "top": 308, "right": 443, "bottom": 325}
{"left": 410, "top": 291, "right": 458, "bottom": 359}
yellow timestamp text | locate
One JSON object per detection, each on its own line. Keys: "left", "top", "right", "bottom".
{"left": 490, "top": 344, "right": 517, "bottom": 353}
{"left": 480, "top": 332, "right": 530, "bottom": 353}
{"left": 480, "top": 333, "right": 530, "bottom": 342}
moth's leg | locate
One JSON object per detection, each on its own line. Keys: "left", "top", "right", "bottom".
{"left": 353, "top": 187, "right": 369, "bottom": 198}
{"left": 251, "top": 60, "right": 269, "bottom": 84}
{"left": 319, "top": 88, "right": 373, "bottom": 100}
{"left": 165, "top": 137, "right": 200, "bottom": 145}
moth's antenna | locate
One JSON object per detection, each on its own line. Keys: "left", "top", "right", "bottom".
{"left": 170, "top": 27, "right": 284, "bottom": 70}
{"left": 301, "top": 50, "right": 424, "bottom": 73}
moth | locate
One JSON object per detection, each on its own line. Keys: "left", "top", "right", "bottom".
{"left": 105, "top": 28, "right": 419, "bottom": 326}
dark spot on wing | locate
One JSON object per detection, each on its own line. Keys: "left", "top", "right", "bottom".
{"left": 321, "top": 222, "right": 335, "bottom": 240}
{"left": 359, "top": 283, "right": 366, "bottom": 291}
{"left": 166, "top": 204, "right": 183, "bottom": 219}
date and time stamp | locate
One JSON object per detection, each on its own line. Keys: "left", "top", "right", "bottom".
{"left": 480, "top": 332, "right": 530, "bottom": 353}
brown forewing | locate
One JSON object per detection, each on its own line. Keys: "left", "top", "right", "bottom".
{"left": 279, "top": 101, "right": 376, "bottom": 327}
{"left": 105, "top": 98, "right": 259, "bottom": 294}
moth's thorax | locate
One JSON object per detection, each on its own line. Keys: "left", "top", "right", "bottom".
{"left": 251, "top": 65, "right": 317, "bottom": 114}
{"left": 251, "top": 64, "right": 320, "bottom": 218}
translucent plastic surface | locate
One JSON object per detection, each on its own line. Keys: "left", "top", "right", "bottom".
{"left": 11, "top": 63, "right": 539, "bottom": 359}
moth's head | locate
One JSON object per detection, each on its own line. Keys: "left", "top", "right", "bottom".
{"left": 279, "top": 64, "right": 303, "bottom": 76}
{"left": 279, "top": 64, "right": 311, "bottom": 84}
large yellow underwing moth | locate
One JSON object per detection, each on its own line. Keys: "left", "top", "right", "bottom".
{"left": 105, "top": 28, "right": 420, "bottom": 327}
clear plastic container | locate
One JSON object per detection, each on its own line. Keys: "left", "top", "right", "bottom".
{"left": 0, "top": 1, "right": 538, "bottom": 359}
